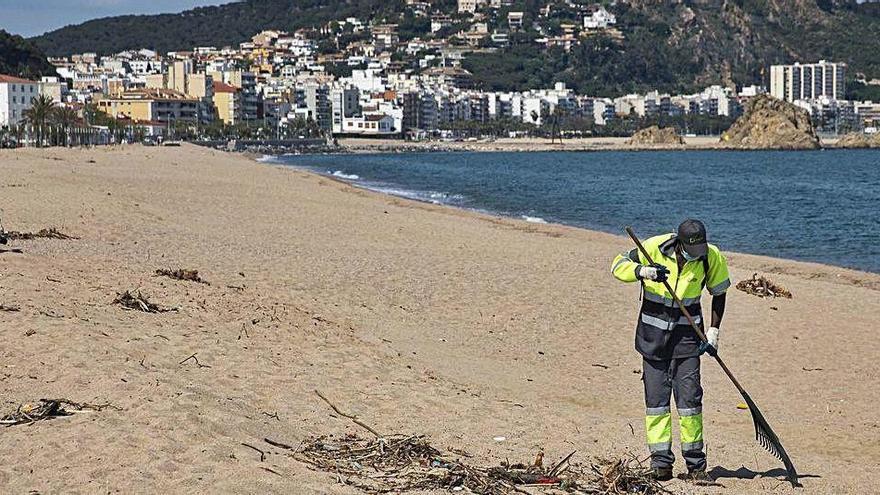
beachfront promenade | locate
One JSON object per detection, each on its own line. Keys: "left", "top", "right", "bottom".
{"left": 0, "top": 144, "right": 876, "bottom": 493}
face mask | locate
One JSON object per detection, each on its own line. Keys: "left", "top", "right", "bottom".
{"left": 681, "top": 249, "right": 698, "bottom": 262}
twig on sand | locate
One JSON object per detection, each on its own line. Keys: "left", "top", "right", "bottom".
{"left": 242, "top": 442, "right": 267, "bottom": 462}
{"left": 179, "top": 353, "right": 211, "bottom": 368}
{"left": 264, "top": 437, "right": 296, "bottom": 450}
{"left": 314, "top": 389, "right": 381, "bottom": 437}
{"left": 548, "top": 450, "right": 577, "bottom": 477}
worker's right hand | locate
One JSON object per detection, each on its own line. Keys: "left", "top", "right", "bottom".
{"left": 636, "top": 264, "right": 669, "bottom": 282}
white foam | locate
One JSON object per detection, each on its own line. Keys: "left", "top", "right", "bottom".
{"left": 256, "top": 154, "right": 276, "bottom": 163}
{"left": 331, "top": 170, "right": 360, "bottom": 180}
{"left": 367, "top": 186, "right": 463, "bottom": 205}
{"left": 522, "top": 215, "right": 547, "bottom": 224}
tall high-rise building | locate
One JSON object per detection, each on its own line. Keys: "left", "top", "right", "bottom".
{"left": 769, "top": 61, "right": 846, "bottom": 102}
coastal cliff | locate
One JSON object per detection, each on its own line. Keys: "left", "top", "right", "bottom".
{"left": 720, "top": 95, "right": 821, "bottom": 150}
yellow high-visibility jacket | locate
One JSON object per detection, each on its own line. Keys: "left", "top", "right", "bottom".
{"left": 612, "top": 233, "right": 730, "bottom": 359}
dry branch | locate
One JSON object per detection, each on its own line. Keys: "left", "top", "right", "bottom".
{"left": 314, "top": 389, "right": 381, "bottom": 437}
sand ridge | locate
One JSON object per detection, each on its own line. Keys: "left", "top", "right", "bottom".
{"left": 0, "top": 144, "right": 878, "bottom": 493}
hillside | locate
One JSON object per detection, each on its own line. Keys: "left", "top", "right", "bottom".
{"left": 31, "top": 0, "right": 404, "bottom": 56}
{"left": 30, "top": 0, "right": 880, "bottom": 94}
{"left": 0, "top": 30, "right": 56, "bottom": 78}
{"left": 464, "top": 0, "right": 880, "bottom": 95}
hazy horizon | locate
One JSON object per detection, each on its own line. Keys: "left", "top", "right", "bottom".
{"left": 0, "top": 0, "right": 228, "bottom": 37}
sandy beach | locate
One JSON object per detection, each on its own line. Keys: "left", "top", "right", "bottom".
{"left": 1, "top": 144, "right": 878, "bottom": 494}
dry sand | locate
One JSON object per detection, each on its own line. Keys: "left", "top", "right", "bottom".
{"left": 0, "top": 144, "right": 878, "bottom": 494}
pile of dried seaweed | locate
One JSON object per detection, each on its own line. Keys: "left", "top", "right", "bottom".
{"left": 113, "top": 290, "right": 172, "bottom": 313}
{"left": 1, "top": 398, "right": 116, "bottom": 427}
{"left": 6, "top": 228, "right": 78, "bottom": 240}
{"left": 588, "top": 457, "right": 671, "bottom": 494}
{"left": 293, "top": 434, "right": 667, "bottom": 494}
{"left": 736, "top": 273, "right": 793, "bottom": 299}
{"left": 156, "top": 268, "right": 209, "bottom": 285}
{"left": 289, "top": 390, "right": 670, "bottom": 494}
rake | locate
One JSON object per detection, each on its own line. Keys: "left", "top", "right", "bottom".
{"left": 625, "top": 226, "right": 799, "bottom": 487}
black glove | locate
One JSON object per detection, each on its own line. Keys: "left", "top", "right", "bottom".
{"left": 637, "top": 264, "right": 669, "bottom": 283}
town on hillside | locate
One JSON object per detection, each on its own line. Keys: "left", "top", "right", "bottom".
{"left": 1, "top": 1, "right": 878, "bottom": 146}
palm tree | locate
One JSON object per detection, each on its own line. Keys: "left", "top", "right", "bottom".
{"left": 53, "top": 106, "right": 79, "bottom": 147}
{"left": 22, "top": 94, "right": 56, "bottom": 147}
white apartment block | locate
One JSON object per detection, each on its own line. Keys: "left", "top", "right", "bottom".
{"left": 769, "top": 60, "right": 846, "bottom": 102}
{"left": 458, "top": 0, "right": 478, "bottom": 13}
{"left": 0, "top": 75, "right": 39, "bottom": 127}
{"left": 583, "top": 6, "right": 616, "bottom": 29}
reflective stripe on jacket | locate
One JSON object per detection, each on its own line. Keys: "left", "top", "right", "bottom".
{"left": 611, "top": 233, "right": 730, "bottom": 359}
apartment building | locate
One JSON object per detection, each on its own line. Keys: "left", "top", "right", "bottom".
{"left": 770, "top": 61, "right": 846, "bottom": 102}
{"left": 213, "top": 81, "right": 241, "bottom": 125}
{"left": 96, "top": 88, "right": 198, "bottom": 123}
{"left": 0, "top": 74, "right": 39, "bottom": 126}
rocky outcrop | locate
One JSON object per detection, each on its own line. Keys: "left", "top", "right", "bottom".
{"left": 834, "top": 132, "right": 880, "bottom": 149}
{"left": 626, "top": 126, "right": 684, "bottom": 147}
{"left": 720, "top": 95, "right": 820, "bottom": 150}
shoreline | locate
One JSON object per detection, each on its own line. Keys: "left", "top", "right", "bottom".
{"left": 330, "top": 135, "right": 847, "bottom": 153}
{"left": 262, "top": 155, "right": 880, "bottom": 280}
{"left": 1, "top": 143, "right": 878, "bottom": 493}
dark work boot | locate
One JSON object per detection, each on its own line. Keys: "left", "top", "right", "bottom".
{"left": 649, "top": 466, "right": 673, "bottom": 481}
{"left": 684, "top": 468, "right": 714, "bottom": 484}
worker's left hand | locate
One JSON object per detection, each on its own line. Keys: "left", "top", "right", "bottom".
{"left": 699, "top": 327, "right": 720, "bottom": 356}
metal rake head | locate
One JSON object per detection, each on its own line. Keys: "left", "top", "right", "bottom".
{"left": 743, "top": 392, "right": 800, "bottom": 487}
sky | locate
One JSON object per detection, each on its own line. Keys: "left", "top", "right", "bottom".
{"left": 0, "top": 0, "right": 228, "bottom": 37}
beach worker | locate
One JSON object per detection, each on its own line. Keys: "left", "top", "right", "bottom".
{"left": 611, "top": 219, "right": 730, "bottom": 482}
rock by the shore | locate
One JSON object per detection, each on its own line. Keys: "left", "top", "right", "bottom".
{"left": 834, "top": 132, "right": 880, "bottom": 149}
{"left": 720, "top": 95, "right": 820, "bottom": 150}
{"left": 626, "top": 126, "right": 684, "bottom": 147}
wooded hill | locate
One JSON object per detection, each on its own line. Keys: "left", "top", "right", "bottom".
{"left": 29, "top": 0, "right": 880, "bottom": 96}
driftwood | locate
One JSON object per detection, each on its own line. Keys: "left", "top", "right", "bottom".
{"left": 113, "top": 290, "right": 173, "bottom": 313}
{"left": 1, "top": 398, "right": 118, "bottom": 427}
{"left": 736, "top": 273, "right": 793, "bottom": 299}
{"left": 6, "top": 228, "right": 78, "bottom": 240}
{"left": 155, "top": 268, "right": 209, "bottom": 285}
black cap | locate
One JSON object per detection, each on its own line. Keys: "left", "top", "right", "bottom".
{"left": 678, "top": 219, "right": 708, "bottom": 258}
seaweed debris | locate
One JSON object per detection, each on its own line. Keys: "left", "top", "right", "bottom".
{"left": 6, "top": 228, "right": 78, "bottom": 240}
{"left": 1, "top": 399, "right": 118, "bottom": 427}
{"left": 736, "top": 273, "right": 793, "bottom": 299}
{"left": 156, "top": 268, "right": 209, "bottom": 285}
{"left": 113, "top": 290, "right": 173, "bottom": 313}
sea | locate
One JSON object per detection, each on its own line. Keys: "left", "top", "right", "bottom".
{"left": 265, "top": 150, "right": 880, "bottom": 274}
